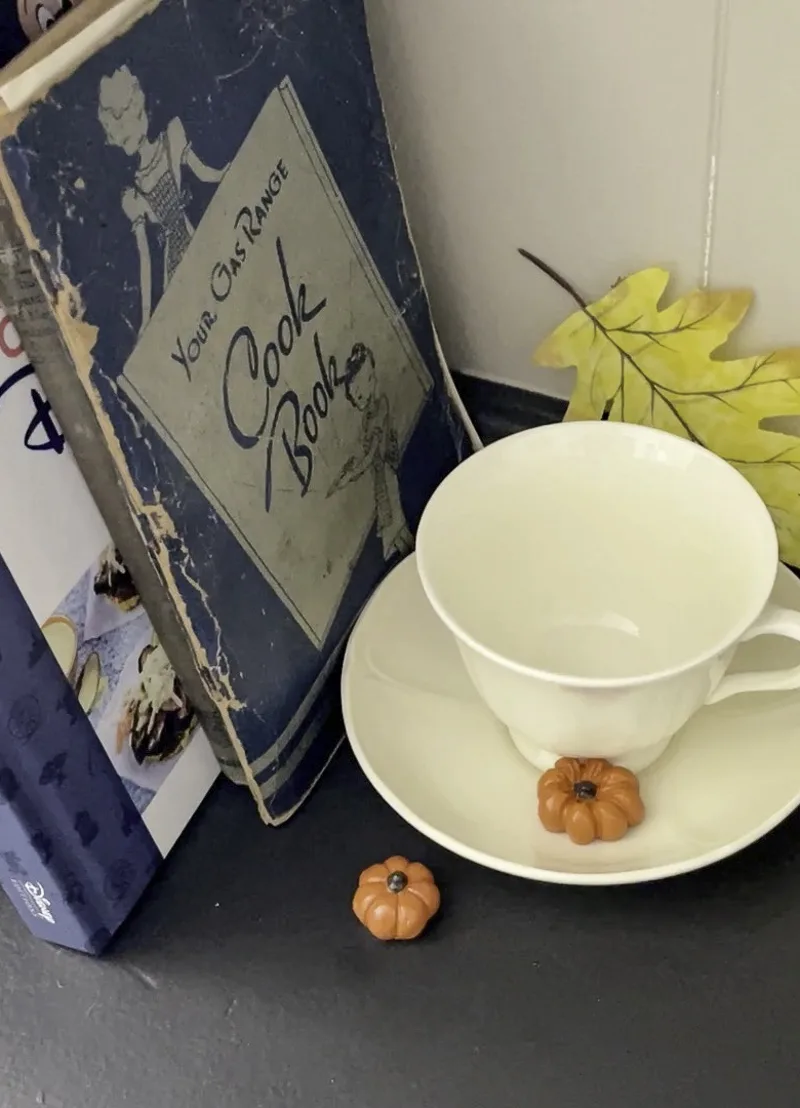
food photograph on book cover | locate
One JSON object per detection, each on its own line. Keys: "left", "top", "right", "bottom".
{"left": 42, "top": 544, "right": 199, "bottom": 814}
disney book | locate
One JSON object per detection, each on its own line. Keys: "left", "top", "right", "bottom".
{"left": 0, "top": 0, "right": 471, "bottom": 823}
{"left": 0, "top": 0, "right": 85, "bottom": 69}
{"left": 0, "top": 294, "right": 218, "bottom": 953}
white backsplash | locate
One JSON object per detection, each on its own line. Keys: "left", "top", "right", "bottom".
{"left": 366, "top": 0, "right": 795, "bottom": 398}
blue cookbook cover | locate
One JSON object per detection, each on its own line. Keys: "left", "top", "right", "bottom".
{"left": 0, "top": 0, "right": 470, "bottom": 822}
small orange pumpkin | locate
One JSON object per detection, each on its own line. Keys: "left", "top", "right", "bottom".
{"left": 353, "top": 856, "right": 440, "bottom": 940}
{"left": 538, "top": 758, "right": 645, "bottom": 845}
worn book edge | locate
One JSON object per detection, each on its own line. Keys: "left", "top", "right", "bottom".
{"left": 0, "top": 0, "right": 252, "bottom": 797}
{"left": 0, "top": 157, "right": 271, "bottom": 818}
{"left": 0, "top": 190, "right": 244, "bottom": 788}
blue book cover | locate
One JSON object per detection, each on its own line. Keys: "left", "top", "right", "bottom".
{"left": 0, "top": 294, "right": 218, "bottom": 953}
{"left": 0, "top": 546, "right": 165, "bottom": 953}
{"left": 0, "top": 0, "right": 470, "bottom": 822}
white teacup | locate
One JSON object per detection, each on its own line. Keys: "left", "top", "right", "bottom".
{"left": 416, "top": 421, "right": 800, "bottom": 773}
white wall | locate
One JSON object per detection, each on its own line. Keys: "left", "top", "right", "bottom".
{"left": 366, "top": 0, "right": 800, "bottom": 397}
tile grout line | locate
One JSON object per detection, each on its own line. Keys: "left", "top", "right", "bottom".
{"left": 702, "top": 0, "right": 731, "bottom": 287}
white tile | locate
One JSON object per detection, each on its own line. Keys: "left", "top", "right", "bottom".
{"left": 708, "top": 2, "right": 800, "bottom": 355}
{"left": 367, "top": 0, "right": 718, "bottom": 395}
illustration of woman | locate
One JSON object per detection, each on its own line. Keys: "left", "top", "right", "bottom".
{"left": 327, "top": 343, "right": 413, "bottom": 560}
{"left": 97, "top": 65, "right": 227, "bottom": 332}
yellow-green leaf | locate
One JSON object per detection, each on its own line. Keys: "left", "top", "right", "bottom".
{"left": 531, "top": 265, "right": 800, "bottom": 566}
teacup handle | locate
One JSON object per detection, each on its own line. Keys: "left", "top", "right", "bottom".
{"left": 706, "top": 603, "right": 800, "bottom": 705}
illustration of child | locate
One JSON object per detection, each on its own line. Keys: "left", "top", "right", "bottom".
{"left": 97, "top": 65, "right": 227, "bottom": 333}
{"left": 327, "top": 343, "right": 413, "bottom": 561}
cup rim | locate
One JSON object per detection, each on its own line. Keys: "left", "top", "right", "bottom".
{"left": 416, "top": 421, "right": 780, "bottom": 689}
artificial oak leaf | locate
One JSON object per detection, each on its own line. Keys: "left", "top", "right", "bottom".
{"left": 531, "top": 264, "right": 800, "bottom": 567}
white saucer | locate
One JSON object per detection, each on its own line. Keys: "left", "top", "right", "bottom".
{"left": 342, "top": 556, "right": 800, "bottom": 885}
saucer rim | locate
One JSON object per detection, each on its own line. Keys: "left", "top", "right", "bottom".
{"left": 342, "top": 558, "right": 800, "bottom": 886}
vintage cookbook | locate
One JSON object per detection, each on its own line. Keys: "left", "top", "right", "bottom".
{"left": 0, "top": 0, "right": 474, "bottom": 823}
{"left": 0, "top": 296, "right": 218, "bottom": 953}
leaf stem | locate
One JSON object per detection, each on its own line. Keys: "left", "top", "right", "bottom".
{"left": 517, "top": 249, "right": 587, "bottom": 309}
{"left": 518, "top": 246, "right": 698, "bottom": 441}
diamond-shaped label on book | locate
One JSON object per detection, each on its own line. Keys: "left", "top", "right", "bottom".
{"left": 120, "top": 77, "right": 431, "bottom": 647}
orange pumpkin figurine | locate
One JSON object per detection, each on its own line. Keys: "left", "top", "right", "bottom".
{"left": 353, "top": 856, "right": 440, "bottom": 940}
{"left": 538, "top": 757, "right": 645, "bottom": 845}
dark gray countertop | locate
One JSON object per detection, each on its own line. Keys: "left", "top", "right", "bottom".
{"left": 5, "top": 384, "right": 799, "bottom": 1107}
{"left": 4, "top": 746, "right": 800, "bottom": 1108}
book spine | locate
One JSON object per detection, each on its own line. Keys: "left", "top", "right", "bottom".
{"left": 0, "top": 550, "right": 161, "bottom": 953}
{"left": 0, "top": 760, "right": 110, "bottom": 952}
{"left": 0, "top": 190, "right": 242, "bottom": 785}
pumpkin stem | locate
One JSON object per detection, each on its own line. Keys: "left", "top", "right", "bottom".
{"left": 573, "top": 780, "right": 597, "bottom": 801}
{"left": 387, "top": 871, "right": 408, "bottom": 893}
